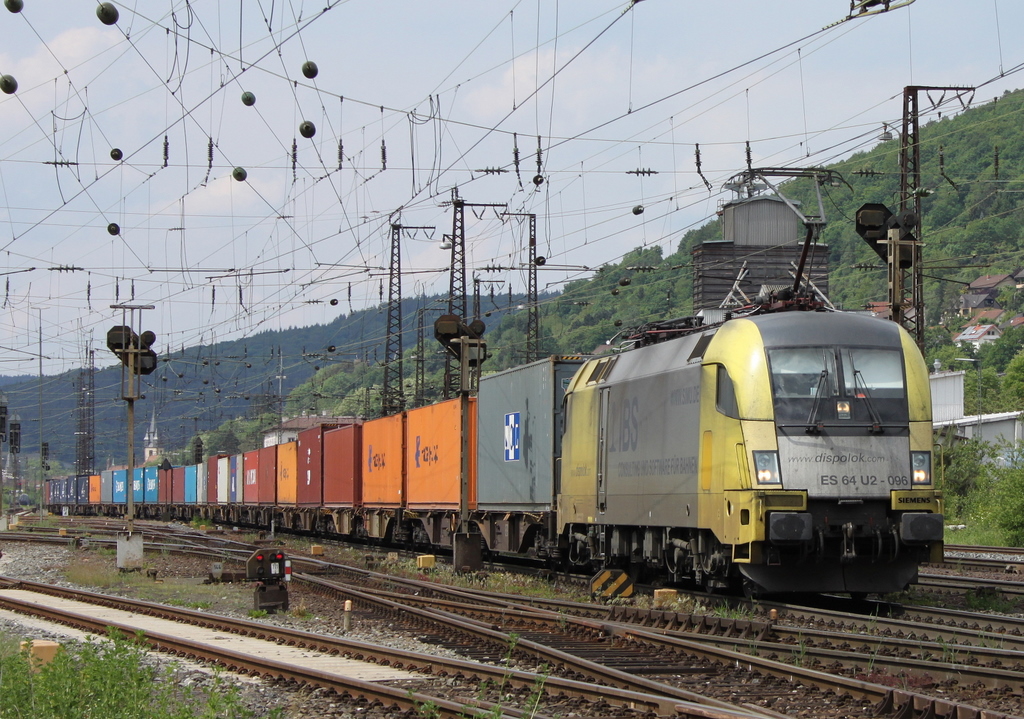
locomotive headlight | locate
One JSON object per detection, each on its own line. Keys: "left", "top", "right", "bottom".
{"left": 911, "top": 451, "right": 931, "bottom": 485}
{"left": 753, "top": 451, "right": 782, "bottom": 485}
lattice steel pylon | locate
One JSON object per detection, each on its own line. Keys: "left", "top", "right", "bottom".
{"left": 897, "top": 85, "right": 973, "bottom": 348}
{"left": 75, "top": 348, "right": 96, "bottom": 476}
{"left": 443, "top": 189, "right": 505, "bottom": 397}
{"left": 502, "top": 212, "right": 540, "bottom": 363}
{"left": 382, "top": 222, "right": 433, "bottom": 416}
{"left": 382, "top": 223, "right": 405, "bottom": 416}
{"left": 414, "top": 306, "right": 426, "bottom": 408}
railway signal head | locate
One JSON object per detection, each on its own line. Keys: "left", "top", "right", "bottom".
{"left": 246, "top": 549, "right": 286, "bottom": 581}
{"left": 8, "top": 420, "right": 20, "bottom": 454}
{"left": 106, "top": 325, "right": 159, "bottom": 375}
{"left": 855, "top": 202, "right": 914, "bottom": 269}
{"left": 434, "top": 314, "right": 487, "bottom": 366}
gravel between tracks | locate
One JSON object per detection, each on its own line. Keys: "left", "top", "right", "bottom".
{"left": 0, "top": 542, "right": 469, "bottom": 718}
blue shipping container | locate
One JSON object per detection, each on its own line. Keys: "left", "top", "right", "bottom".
{"left": 77, "top": 475, "right": 89, "bottom": 504}
{"left": 144, "top": 466, "right": 158, "bottom": 503}
{"left": 185, "top": 464, "right": 197, "bottom": 504}
{"left": 113, "top": 469, "right": 128, "bottom": 504}
{"left": 229, "top": 454, "right": 239, "bottom": 503}
{"left": 132, "top": 467, "right": 144, "bottom": 503}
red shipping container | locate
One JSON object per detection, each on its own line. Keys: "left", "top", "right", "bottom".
{"left": 243, "top": 449, "right": 260, "bottom": 504}
{"left": 158, "top": 466, "right": 171, "bottom": 504}
{"left": 406, "top": 398, "right": 477, "bottom": 509}
{"left": 297, "top": 427, "right": 325, "bottom": 506}
{"left": 172, "top": 466, "right": 186, "bottom": 503}
{"left": 361, "top": 413, "right": 405, "bottom": 507}
{"left": 258, "top": 445, "right": 277, "bottom": 505}
{"left": 206, "top": 455, "right": 220, "bottom": 503}
{"left": 324, "top": 424, "right": 362, "bottom": 506}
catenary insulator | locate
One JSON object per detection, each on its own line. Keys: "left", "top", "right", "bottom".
{"left": 96, "top": 2, "right": 118, "bottom": 25}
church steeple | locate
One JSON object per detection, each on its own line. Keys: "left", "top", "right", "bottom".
{"left": 143, "top": 408, "right": 162, "bottom": 461}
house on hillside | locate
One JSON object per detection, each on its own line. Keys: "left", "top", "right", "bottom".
{"left": 971, "top": 308, "right": 1005, "bottom": 325}
{"left": 970, "top": 273, "right": 1015, "bottom": 291}
{"left": 1002, "top": 314, "right": 1024, "bottom": 330}
{"left": 959, "top": 273, "right": 1016, "bottom": 317}
{"left": 262, "top": 414, "right": 362, "bottom": 447}
{"left": 952, "top": 323, "right": 1002, "bottom": 348}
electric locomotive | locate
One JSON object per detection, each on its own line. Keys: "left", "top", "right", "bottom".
{"left": 558, "top": 306, "right": 943, "bottom": 595}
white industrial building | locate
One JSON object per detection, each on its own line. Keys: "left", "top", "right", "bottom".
{"left": 931, "top": 369, "right": 1023, "bottom": 445}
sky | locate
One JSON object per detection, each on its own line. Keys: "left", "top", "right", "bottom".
{"left": 0, "top": 0, "right": 1022, "bottom": 377}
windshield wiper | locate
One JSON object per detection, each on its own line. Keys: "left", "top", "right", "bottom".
{"left": 805, "top": 369, "right": 828, "bottom": 434}
{"left": 853, "top": 369, "right": 884, "bottom": 434}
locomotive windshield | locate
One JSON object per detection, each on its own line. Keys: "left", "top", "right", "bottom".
{"left": 767, "top": 346, "right": 906, "bottom": 426}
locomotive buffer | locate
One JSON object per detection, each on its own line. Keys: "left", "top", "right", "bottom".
{"left": 246, "top": 549, "right": 290, "bottom": 612}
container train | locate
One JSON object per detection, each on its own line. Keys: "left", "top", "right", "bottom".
{"left": 46, "top": 305, "right": 943, "bottom": 595}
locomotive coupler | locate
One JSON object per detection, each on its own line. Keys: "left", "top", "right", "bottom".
{"left": 841, "top": 522, "right": 857, "bottom": 563}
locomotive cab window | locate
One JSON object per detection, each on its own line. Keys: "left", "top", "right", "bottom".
{"left": 715, "top": 364, "right": 739, "bottom": 418}
{"left": 768, "top": 347, "right": 838, "bottom": 399}
{"left": 840, "top": 348, "right": 904, "bottom": 399}
{"left": 767, "top": 346, "right": 908, "bottom": 426}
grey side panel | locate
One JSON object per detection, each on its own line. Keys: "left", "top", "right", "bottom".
{"left": 477, "top": 357, "right": 584, "bottom": 511}
{"left": 101, "top": 469, "right": 113, "bottom": 503}
{"left": 600, "top": 356, "right": 702, "bottom": 528}
{"left": 777, "top": 433, "right": 910, "bottom": 498}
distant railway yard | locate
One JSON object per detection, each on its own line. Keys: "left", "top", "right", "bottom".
{"left": 1, "top": 517, "right": 1024, "bottom": 719}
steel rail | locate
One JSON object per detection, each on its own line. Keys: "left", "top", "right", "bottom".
{"left": 0, "top": 588, "right": 530, "bottom": 719}
{"left": 296, "top": 574, "right": 1021, "bottom": 719}
{"left": 0, "top": 577, "right": 759, "bottom": 719}
{"left": 297, "top": 573, "right": 777, "bottom": 717}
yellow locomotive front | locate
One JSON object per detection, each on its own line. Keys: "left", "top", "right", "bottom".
{"left": 706, "top": 312, "right": 942, "bottom": 595}
{"left": 558, "top": 310, "right": 942, "bottom": 596}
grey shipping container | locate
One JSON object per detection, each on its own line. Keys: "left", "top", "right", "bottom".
{"left": 476, "top": 356, "right": 586, "bottom": 511}
{"left": 101, "top": 469, "right": 113, "bottom": 504}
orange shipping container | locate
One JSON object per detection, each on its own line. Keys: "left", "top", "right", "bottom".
{"left": 276, "top": 441, "right": 298, "bottom": 505}
{"left": 88, "top": 474, "right": 101, "bottom": 504}
{"left": 361, "top": 413, "right": 405, "bottom": 507}
{"left": 406, "top": 398, "right": 476, "bottom": 509}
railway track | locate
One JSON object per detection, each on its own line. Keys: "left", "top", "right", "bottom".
{"left": 5, "top": 521, "right": 1024, "bottom": 717}
{"left": 0, "top": 576, "right": 750, "bottom": 719}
